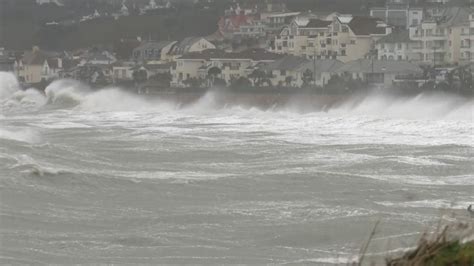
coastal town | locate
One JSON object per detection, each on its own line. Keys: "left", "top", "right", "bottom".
{"left": 0, "top": 0, "right": 473, "bottom": 94}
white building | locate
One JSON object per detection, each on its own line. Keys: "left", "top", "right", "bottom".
{"left": 376, "top": 30, "right": 416, "bottom": 61}
{"left": 460, "top": 12, "right": 474, "bottom": 64}
{"left": 370, "top": 4, "right": 423, "bottom": 29}
{"left": 337, "top": 59, "right": 423, "bottom": 87}
{"left": 409, "top": 7, "right": 473, "bottom": 65}
{"left": 273, "top": 15, "right": 392, "bottom": 62}
{"left": 171, "top": 49, "right": 281, "bottom": 87}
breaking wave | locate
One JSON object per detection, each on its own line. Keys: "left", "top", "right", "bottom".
{"left": 0, "top": 72, "right": 472, "bottom": 121}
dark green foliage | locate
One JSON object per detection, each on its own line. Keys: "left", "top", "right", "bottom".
{"left": 132, "top": 69, "right": 148, "bottom": 84}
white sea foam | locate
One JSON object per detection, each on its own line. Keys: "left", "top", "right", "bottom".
{"left": 0, "top": 127, "right": 41, "bottom": 143}
{"left": 0, "top": 72, "right": 20, "bottom": 99}
{"left": 376, "top": 199, "right": 473, "bottom": 209}
{"left": 10, "top": 154, "right": 66, "bottom": 176}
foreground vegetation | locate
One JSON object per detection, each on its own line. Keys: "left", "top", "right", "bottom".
{"left": 385, "top": 222, "right": 474, "bottom": 266}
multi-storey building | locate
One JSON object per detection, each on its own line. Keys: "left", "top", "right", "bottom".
{"left": 370, "top": 3, "right": 423, "bottom": 29}
{"left": 459, "top": 12, "right": 474, "bottom": 64}
{"left": 409, "top": 7, "right": 473, "bottom": 65}
{"left": 272, "top": 15, "right": 392, "bottom": 62}
{"left": 376, "top": 30, "right": 416, "bottom": 61}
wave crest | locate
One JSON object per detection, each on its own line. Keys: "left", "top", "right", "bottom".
{"left": 0, "top": 72, "right": 472, "bottom": 121}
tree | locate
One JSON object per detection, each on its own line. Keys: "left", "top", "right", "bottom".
{"left": 248, "top": 69, "right": 268, "bottom": 87}
{"left": 302, "top": 69, "right": 313, "bottom": 87}
{"left": 132, "top": 69, "right": 148, "bottom": 84}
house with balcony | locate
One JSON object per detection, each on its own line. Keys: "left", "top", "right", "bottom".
{"left": 459, "top": 12, "right": 474, "bottom": 64}
{"left": 272, "top": 15, "right": 392, "bottom": 62}
{"left": 171, "top": 49, "right": 281, "bottom": 87}
{"left": 409, "top": 7, "right": 473, "bottom": 65}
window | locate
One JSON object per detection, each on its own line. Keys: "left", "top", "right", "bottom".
{"left": 280, "top": 70, "right": 286, "bottom": 76}
{"left": 350, "top": 40, "right": 356, "bottom": 45}
{"left": 341, "top": 50, "right": 346, "bottom": 56}
{"left": 398, "top": 55, "right": 402, "bottom": 60}
{"left": 397, "top": 43, "right": 402, "bottom": 49}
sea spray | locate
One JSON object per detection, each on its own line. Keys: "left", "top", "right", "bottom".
{"left": 0, "top": 72, "right": 20, "bottom": 99}
{"left": 0, "top": 74, "right": 472, "bottom": 121}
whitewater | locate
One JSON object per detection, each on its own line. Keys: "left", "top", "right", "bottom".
{"left": 0, "top": 71, "right": 473, "bottom": 264}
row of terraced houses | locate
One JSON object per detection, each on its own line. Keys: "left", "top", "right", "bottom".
{"left": 2, "top": 0, "right": 473, "bottom": 89}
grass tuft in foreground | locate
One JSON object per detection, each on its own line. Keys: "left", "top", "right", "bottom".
{"left": 386, "top": 222, "right": 473, "bottom": 266}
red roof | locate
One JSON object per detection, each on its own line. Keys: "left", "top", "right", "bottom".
{"left": 218, "top": 14, "right": 255, "bottom": 33}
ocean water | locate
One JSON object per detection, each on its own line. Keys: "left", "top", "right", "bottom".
{"left": 0, "top": 72, "right": 473, "bottom": 264}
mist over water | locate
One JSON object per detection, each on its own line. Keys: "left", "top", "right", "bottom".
{"left": 1, "top": 72, "right": 473, "bottom": 264}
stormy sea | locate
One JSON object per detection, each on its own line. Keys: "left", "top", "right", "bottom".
{"left": 0, "top": 72, "right": 473, "bottom": 264}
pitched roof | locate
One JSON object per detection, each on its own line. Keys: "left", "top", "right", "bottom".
{"left": 437, "top": 7, "right": 472, "bottom": 27}
{"left": 21, "top": 49, "right": 58, "bottom": 66}
{"left": 133, "top": 41, "right": 174, "bottom": 52}
{"left": 46, "top": 58, "right": 60, "bottom": 69}
{"left": 178, "top": 49, "right": 282, "bottom": 61}
{"left": 377, "top": 30, "right": 413, "bottom": 44}
{"left": 303, "top": 19, "right": 332, "bottom": 28}
{"left": 169, "top": 37, "right": 208, "bottom": 55}
{"left": 260, "top": 55, "right": 309, "bottom": 71}
{"left": 337, "top": 59, "right": 422, "bottom": 74}
{"left": 260, "top": 56, "right": 344, "bottom": 73}
{"left": 303, "top": 59, "right": 344, "bottom": 73}
{"left": 348, "top": 16, "right": 388, "bottom": 36}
